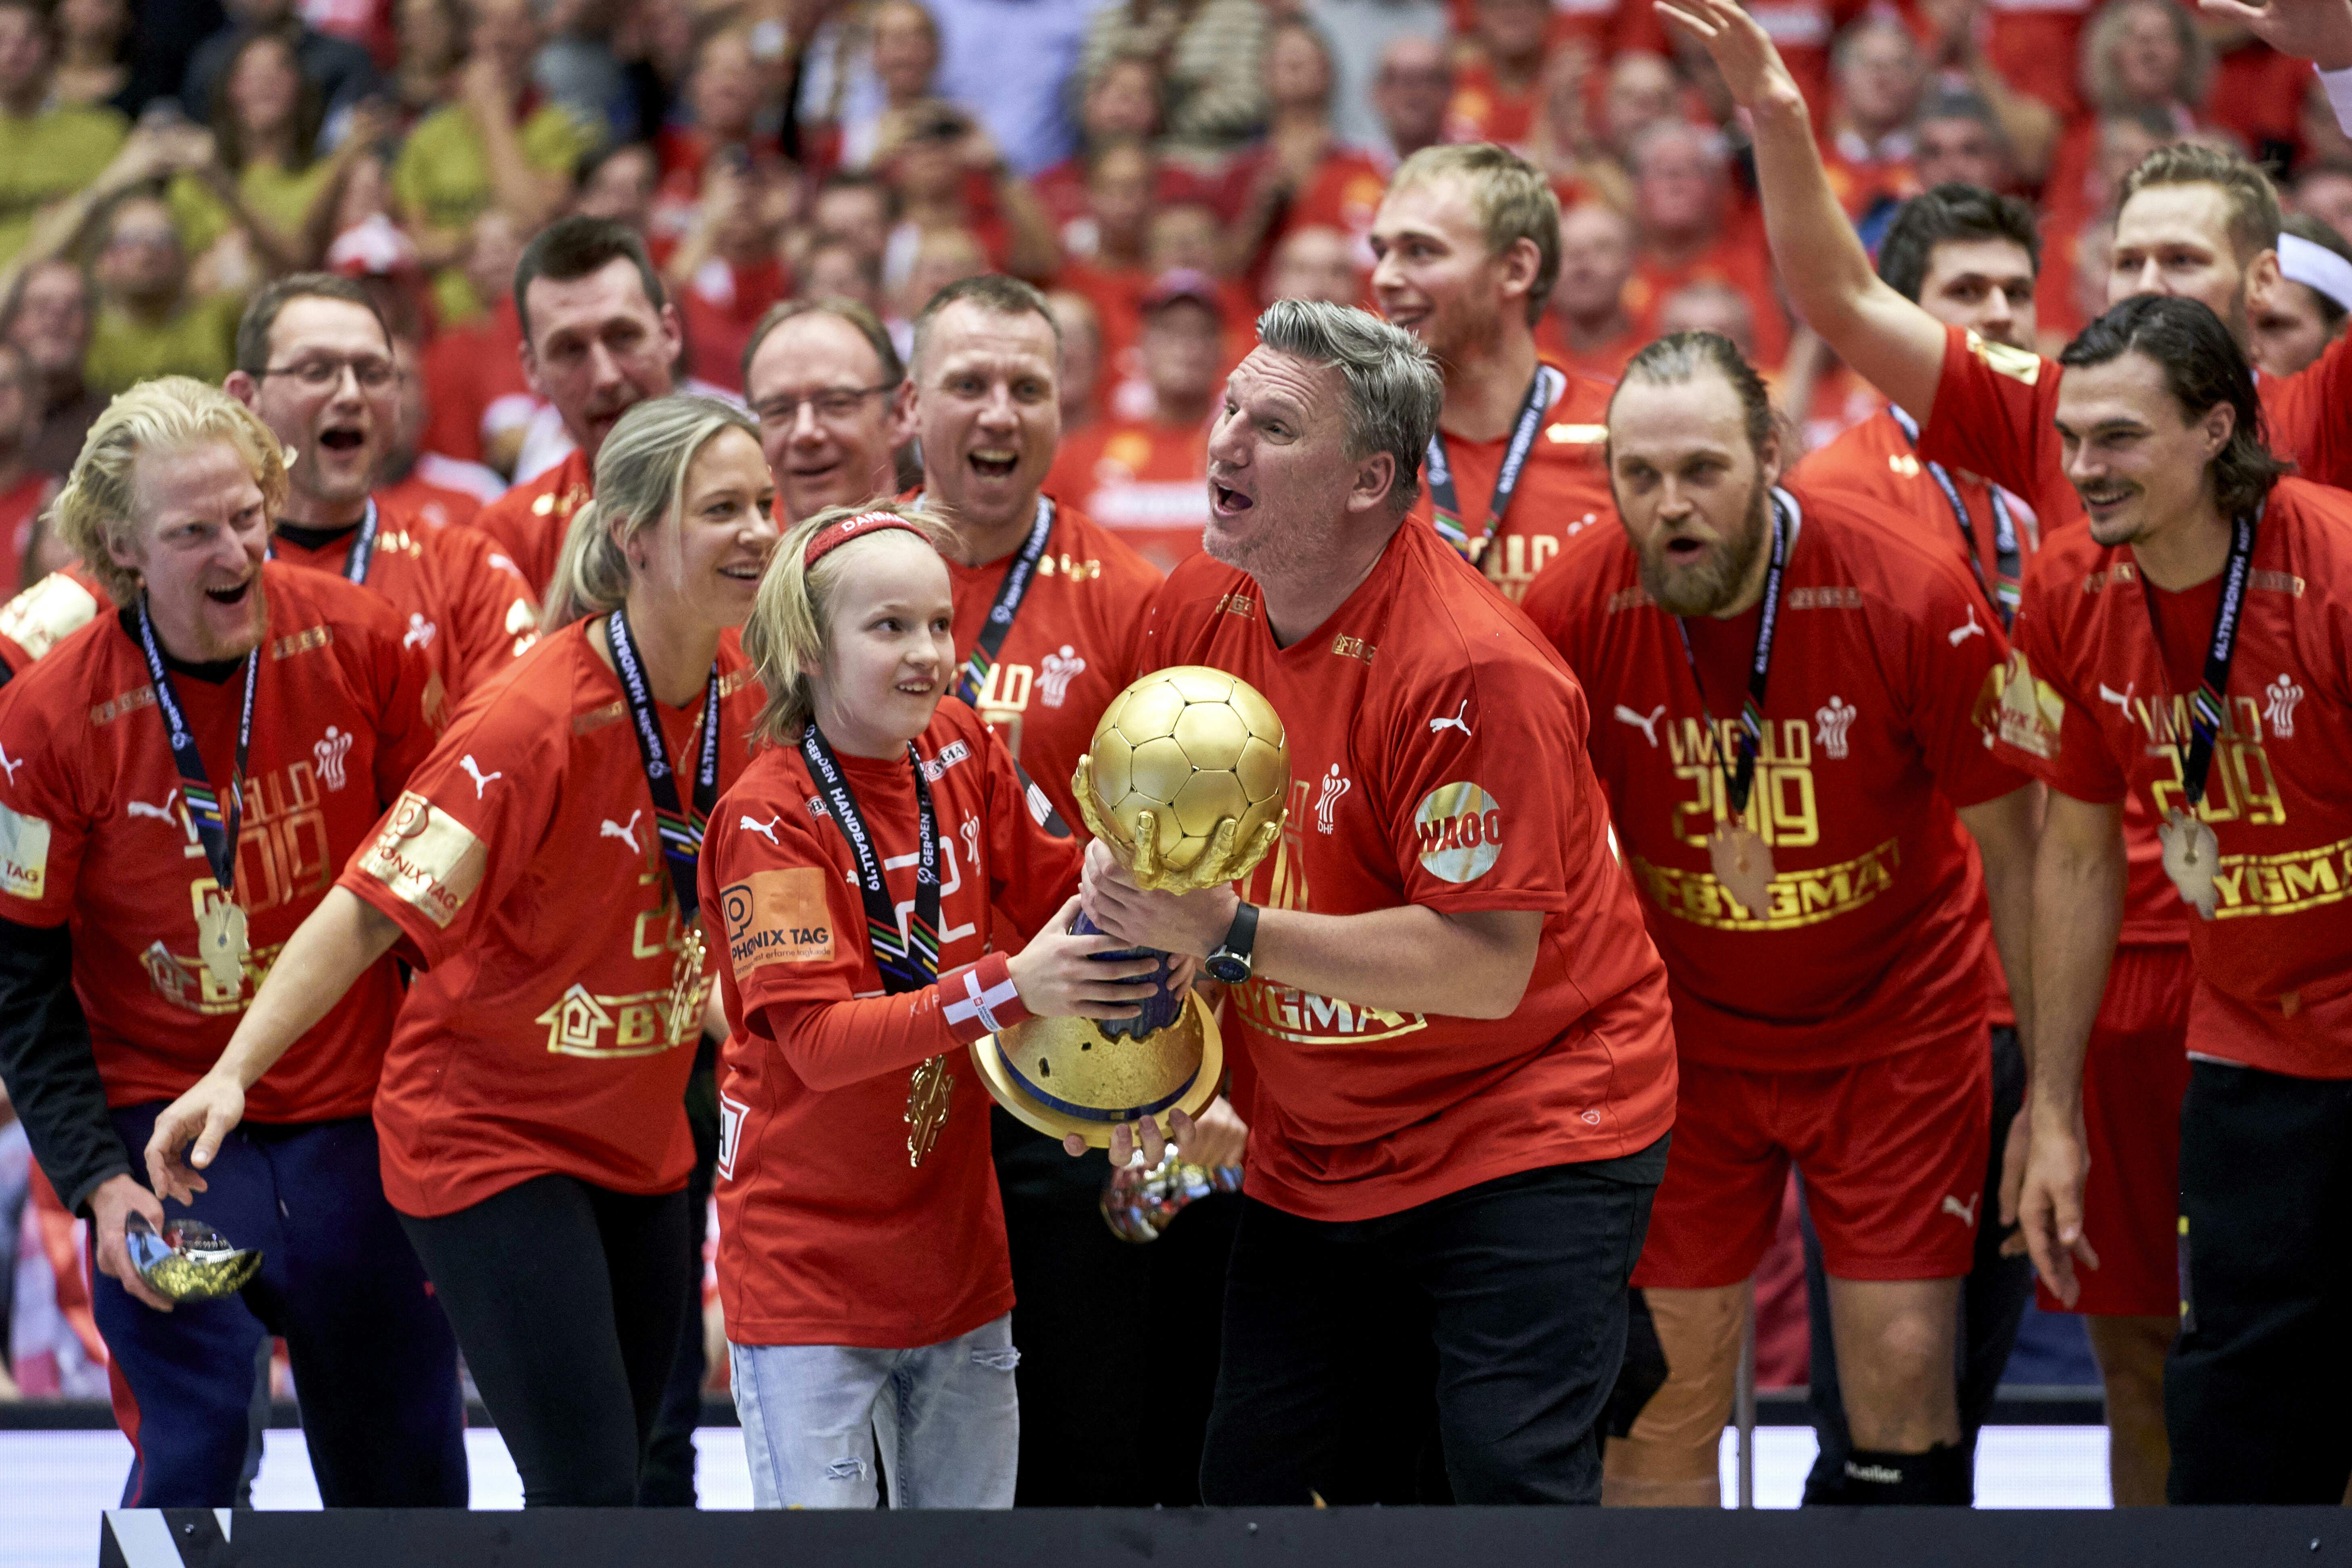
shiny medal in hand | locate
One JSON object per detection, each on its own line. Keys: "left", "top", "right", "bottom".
{"left": 1708, "top": 822, "right": 1775, "bottom": 917}
{"left": 2159, "top": 807, "right": 2222, "bottom": 919}
{"left": 905, "top": 1054, "right": 952, "bottom": 1168}
{"left": 125, "top": 1214, "right": 263, "bottom": 1301}
{"left": 664, "top": 929, "right": 707, "bottom": 1047}
{"left": 195, "top": 899, "right": 248, "bottom": 992}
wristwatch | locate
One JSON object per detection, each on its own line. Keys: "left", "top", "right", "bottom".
{"left": 1204, "top": 900, "right": 1259, "bottom": 986}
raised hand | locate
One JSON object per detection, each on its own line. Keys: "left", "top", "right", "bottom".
{"left": 1654, "top": 0, "right": 1806, "bottom": 113}
{"left": 2197, "top": 0, "right": 2352, "bottom": 67}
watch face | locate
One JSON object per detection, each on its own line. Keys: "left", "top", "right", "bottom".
{"left": 1205, "top": 953, "right": 1250, "bottom": 985}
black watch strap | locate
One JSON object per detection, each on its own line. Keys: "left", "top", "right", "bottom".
{"left": 1207, "top": 900, "right": 1259, "bottom": 982}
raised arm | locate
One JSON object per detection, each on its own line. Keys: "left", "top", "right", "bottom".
{"left": 1655, "top": 0, "right": 1951, "bottom": 420}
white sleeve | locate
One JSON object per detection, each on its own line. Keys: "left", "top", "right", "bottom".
{"left": 2319, "top": 61, "right": 2352, "bottom": 136}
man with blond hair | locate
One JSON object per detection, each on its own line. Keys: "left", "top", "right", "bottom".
{"left": 1369, "top": 143, "right": 1616, "bottom": 602}
{"left": 0, "top": 377, "right": 465, "bottom": 1507}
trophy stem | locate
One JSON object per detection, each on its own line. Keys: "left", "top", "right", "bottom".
{"left": 1071, "top": 907, "right": 1186, "bottom": 1040}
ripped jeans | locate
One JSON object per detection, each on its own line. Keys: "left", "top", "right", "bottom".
{"left": 729, "top": 1314, "right": 1020, "bottom": 1508}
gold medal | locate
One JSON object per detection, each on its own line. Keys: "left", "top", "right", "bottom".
{"left": 2159, "top": 807, "right": 2222, "bottom": 920}
{"left": 905, "top": 1054, "right": 953, "bottom": 1168}
{"left": 664, "top": 929, "right": 707, "bottom": 1048}
{"left": 1708, "top": 822, "right": 1776, "bottom": 917}
{"left": 195, "top": 899, "right": 248, "bottom": 993}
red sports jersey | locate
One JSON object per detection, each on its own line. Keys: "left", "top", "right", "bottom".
{"left": 922, "top": 494, "right": 1162, "bottom": 832}
{"left": 0, "top": 565, "right": 107, "bottom": 676}
{"left": 341, "top": 619, "right": 761, "bottom": 1216}
{"left": 375, "top": 467, "right": 490, "bottom": 533}
{"left": 271, "top": 503, "right": 539, "bottom": 719}
{"left": 467, "top": 448, "right": 592, "bottom": 600}
{"left": 1043, "top": 417, "right": 1210, "bottom": 574}
{"left": 704, "top": 701, "right": 1080, "bottom": 1348}
{"left": 1819, "top": 128, "right": 1921, "bottom": 222}
{"left": 1526, "top": 482, "right": 2029, "bottom": 1071}
{"left": 1534, "top": 314, "right": 1644, "bottom": 383}
{"left": 1134, "top": 520, "right": 1677, "bottom": 1221}
{"left": 420, "top": 299, "right": 534, "bottom": 467}
{"left": 0, "top": 566, "right": 436, "bottom": 1120}
{"left": 1624, "top": 230, "right": 1792, "bottom": 369}
{"left": 1443, "top": 63, "right": 1537, "bottom": 150}
{"left": 1985, "top": 479, "right": 2352, "bottom": 1081}
{"left": 1407, "top": 361, "right": 1616, "bottom": 603}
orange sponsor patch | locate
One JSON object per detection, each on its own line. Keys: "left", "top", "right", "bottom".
{"left": 721, "top": 867, "right": 836, "bottom": 974}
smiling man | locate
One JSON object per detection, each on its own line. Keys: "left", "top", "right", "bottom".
{"left": 743, "top": 298, "right": 912, "bottom": 525}
{"left": 1991, "top": 296, "right": 2352, "bottom": 1505}
{"left": 469, "top": 218, "right": 683, "bottom": 595}
{"left": 0, "top": 377, "right": 464, "bottom": 1509}
{"left": 1085, "top": 300, "right": 1676, "bottom": 1506}
{"left": 1369, "top": 144, "right": 1615, "bottom": 602}
{"left": 226, "top": 276, "right": 539, "bottom": 719}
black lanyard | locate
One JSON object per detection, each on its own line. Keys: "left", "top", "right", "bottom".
{"left": 801, "top": 723, "right": 939, "bottom": 992}
{"left": 1673, "top": 491, "right": 1792, "bottom": 818}
{"left": 943, "top": 495, "right": 1053, "bottom": 708}
{"left": 1889, "top": 407, "right": 2018, "bottom": 627}
{"left": 133, "top": 598, "right": 256, "bottom": 902}
{"left": 267, "top": 497, "right": 382, "bottom": 585}
{"left": 2138, "top": 509, "right": 2257, "bottom": 814}
{"left": 1428, "top": 365, "right": 1559, "bottom": 564}
{"left": 605, "top": 608, "right": 720, "bottom": 924}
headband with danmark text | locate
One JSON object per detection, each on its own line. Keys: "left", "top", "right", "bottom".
{"left": 804, "top": 509, "right": 925, "bottom": 569}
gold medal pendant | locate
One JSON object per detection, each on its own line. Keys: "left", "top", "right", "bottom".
{"left": 905, "top": 1054, "right": 953, "bottom": 1168}
{"left": 1708, "top": 822, "right": 1776, "bottom": 918}
{"left": 664, "top": 929, "right": 708, "bottom": 1049}
{"left": 195, "top": 900, "right": 248, "bottom": 994}
{"left": 2159, "top": 807, "right": 2222, "bottom": 920}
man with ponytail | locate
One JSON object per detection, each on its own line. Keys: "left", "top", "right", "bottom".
{"left": 146, "top": 394, "right": 776, "bottom": 1508}
{"left": 0, "top": 377, "right": 467, "bottom": 1508}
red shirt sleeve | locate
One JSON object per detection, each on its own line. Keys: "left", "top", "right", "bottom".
{"left": 1916, "top": 324, "right": 2065, "bottom": 507}
{"left": 2258, "top": 327, "right": 2352, "bottom": 489}
{"left": 430, "top": 527, "right": 541, "bottom": 696}
{"left": 0, "top": 673, "right": 85, "bottom": 931}
{"left": 1383, "top": 653, "right": 1576, "bottom": 915}
{"left": 1899, "top": 551, "right": 2034, "bottom": 809}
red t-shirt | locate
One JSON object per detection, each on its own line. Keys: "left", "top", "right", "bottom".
{"left": 468, "top": 448, "right": 591, "bottom": 600}
{"left": 1407, "top": 361, "right": 1616, "bottom": 604}
{"left": 705, "top": 700, "right": 1080, "bottom": 1347}
{"left": 420, "top": 300, "right": 533, "bottom": 467}
{"left": 1983, "top": 0, "right": 2092, "bottom": 118}
{"left": 1533, "top": 315, "right": 1644, "bottom": 384}
{"left": 1042, "top": 417, "right": 1210, "bottom": 575}
{"left": 1525, "top": 482, "right": 2030, "bottom": 1071}
{"left": 1625, "top": 225, "right": 1792, "bottom": 368}
{"left": 0, "top": 566, "right": 436, "bottom": 1120}
{"left": 1985, "top": 480, "right": 2352, "bottom": 1080}
{"left": 0, "top": 565, "right": 107, "bottom": 676}
{"left": 922, "top": 493, "right": 1163, "bottom": 832}
{"left": 678, "top": 257, "right": 792, "bottom": 394}
{"left": 376, "top": 470, "right": 488, "bottom": 533}
{"left": 341, "top": 619, "right": 761, "bottom": 1216}
{"left": 1134, "top": 520, "right": 1677, "bottom": 1221}
{"left": 1444, "top": 62, "right": 1537, "bottom": 151}
{"left": 271, "top": 502, "right": 540, "bottom": 720}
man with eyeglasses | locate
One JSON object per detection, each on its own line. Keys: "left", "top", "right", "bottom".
{"left": 740, "top": 298, "right": 913, "bottom": 524}
{"left": 225, "top": 275, "right": 541, "bottom": 715}
{"left": 468, "top": 218, "right": 682, "bottom": 597}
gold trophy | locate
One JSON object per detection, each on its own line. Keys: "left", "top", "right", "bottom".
{"left": 973, "top": 667, "right": 1289, "bottom": 1147}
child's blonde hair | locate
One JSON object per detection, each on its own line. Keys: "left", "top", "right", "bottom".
{"left": 743, "top": 501, "right": 958, "bottom": 747}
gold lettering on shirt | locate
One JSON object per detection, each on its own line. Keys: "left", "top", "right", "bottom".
{"left": 1980, "top": 649, "right": 2065, "bottom": 761}
{"left": 1786, "top": 587, "right": 1863, "bottom": 610}
{"left": 355, "top": 790, "right": 488, "bottom": 929}
{"left": 2204, "top": 836, "right": 2352, "bottom": 919}
{"left": 1667, "top": 717, "right": 1820, "bottom": 849}
{"left": 1035, "top": 553, "right": 1102, "bottom": 580}
{"left": 1260, "top": 776, "right": 1315, "bottom": 914}
{"left": 534, "top": 983, "right": 682, "bottom": 1058}
{"left": 1217, "top": 591, "right": 1258, "bottom": 620}
{"left": 2134, "top": 693, "right": 2287, "bottom": 827}
{"left": 1228, "top": 979, "right": 1427, "bottom": 1045}
{"left": 271, "top": 625, "right": 332, "bottom": 660}
{"left": 1629, "top": 837, "right": 1903, "bottom": 929}
{"left": 1968, "top": 330, "right": 2042, "bottom": 386}
{"left": 1330, "top": 634, "right": 1377, "bottom": 664}
{"left": 1486, "top": 534, "right": 1563, "bottom": 601}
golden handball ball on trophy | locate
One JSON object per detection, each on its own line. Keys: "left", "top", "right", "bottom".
{"left": 971, "top": 667, "right": 1289, "bottom": 1147}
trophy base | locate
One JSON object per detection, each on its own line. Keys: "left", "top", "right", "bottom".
{"left": 971, "top": 991, "right": 1224, "bottom": 1148}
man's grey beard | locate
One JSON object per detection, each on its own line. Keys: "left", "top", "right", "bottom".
{"left": 1636, "top": 479, "right": 1770, "bottom": 617}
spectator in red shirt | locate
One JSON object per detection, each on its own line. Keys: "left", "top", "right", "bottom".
{"left": 1262, "top": 223, "right": 1363, "bottom": 307}
{"left": 1221, "top": 20, "right": 1381, "bottom": 280}
{"left": 878, "top": 101, "right": 1059, "bottom": 283}
{"left": 1627, "top": 122, "right": 1790, "bottom": 364}
{"left": 1912, "top": 90, "right": 2020, "bottom": 195}
{"left": 1444, "top": 0, "right": 1551, "bottom": 149}
{"left": 1540, "top": 200, "right": 1643, "bottom": 380}
{"left": 1032, "top": 52, "right": 1163, "bottom": 251}
{"left": 418, "top": 208, "right": 533, "bottom": 472}
{"left": 801, "top": 238, "right": 887, "bottom": 317}
{"left": 809, "top": 172, "right": 898, "bottom": 273}
{"left": 1820, "top": 15, "right": 1925, "bottom": 222}
{"left": 1601, "top": 50, "right": 1686, "bottom": 167}
{"left": 1371, "top": 34, "right": 1453, "bottom": 164}
{"left": 2042, "top": 0, "right": 2214, "bottom": 234}
{"left": 665, "top": 158, "right": 793, "bottom": 395}
{"left": 1045, "top": 288, "right": 1105, "bottom": 432}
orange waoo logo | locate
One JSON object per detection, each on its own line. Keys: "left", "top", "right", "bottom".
{"left": 1414, "top": 783, "right": 1501, "bottom": 883}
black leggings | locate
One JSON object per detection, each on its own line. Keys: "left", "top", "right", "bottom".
{"left": 402, "top": 1174, "right": 693, "bottom": 1507}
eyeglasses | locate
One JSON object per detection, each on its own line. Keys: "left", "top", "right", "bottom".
{"left": 754, "top": 383, "right": 898, "bottom": 426}
{"left": 257, "top": 356, "right": 399, "bottom": 391}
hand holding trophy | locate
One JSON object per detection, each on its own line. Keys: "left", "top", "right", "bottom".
{"left": 972, "top": 667, "right": 1289, "bottom": 1146}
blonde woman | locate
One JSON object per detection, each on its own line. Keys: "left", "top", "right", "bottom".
{"left": 703, "top": 502, "right": 1161, "bottom": 1508}
{"left": 147, "top": 394, "right": 777, "bottom": 1507}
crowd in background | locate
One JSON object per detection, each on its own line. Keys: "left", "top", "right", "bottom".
{"left": 0, "top": 0, "right": 2343, "bottom": 1400}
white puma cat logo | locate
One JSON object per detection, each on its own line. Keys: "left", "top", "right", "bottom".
{"left": 1941, "top": 1193, "right": 1980, "bottom": 1226}
{"left": 0, "top": 742, "right": 22, "bottom": 784}
{"left": 739, "top": 814, "right": 781, "bottom": 845}
{"left": 459, "top": 755, "right": 502, "bottom": 797}
{"left": 1428, "top": 700, "right": 1472, "bottom": 737}
{"left": 2098, "top": 681, "right": 2134, "bottom": 716}
{"left": 601, "top": 810, "right": 643, "bottom": 852}
{"left": 126, "top": 789, "right": 180, "bottom": 825}
{"left": 1613, "top": 704, "right": 1666, "bottom": 748}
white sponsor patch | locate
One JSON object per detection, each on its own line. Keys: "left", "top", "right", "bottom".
{"left": 0, "top": 801, "right": 52, "bottom": 899}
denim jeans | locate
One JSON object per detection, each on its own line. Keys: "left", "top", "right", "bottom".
{"left": 729, "top": 1313, "right": 1021, "bottom": 1508}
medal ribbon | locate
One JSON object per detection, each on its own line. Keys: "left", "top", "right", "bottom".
{"left": 266, "top": 496, "right": 382, "bottom": 585}
{"left": 1890, "top": 407, "right": 2019, "bottom": 627}
{"left": 2136, "top": 508, "right": 2257, "bottom": 815}
{"left": 605, "top": 608, "right": 721, "bottom": 924}
{"left": 800, "top": 724, "right": 940, "bottom": 993}
{"left": 1673, "top": 489, "right": 1792, "bottom": 820}
{"left": 133, "top": 597, "right": 256, "bottom": 905}
{"left": 948, "top": 495, "right": 1054, "bottom": 709}
{"left": 1427, "top": 365, "right": 1562, "bottom": 563}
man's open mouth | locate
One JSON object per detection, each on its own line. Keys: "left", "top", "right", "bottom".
{"left": 319, "top": 426, "right": 365, "bottom": 453}
{"left": 968, "top": 448, "right": 1019, "bottom": 480}
{"left": 204, "top": 580, "right": 254, "bottom": 606}
{"left": 1213, "top": 483, "right": 1252, "bottom": 514}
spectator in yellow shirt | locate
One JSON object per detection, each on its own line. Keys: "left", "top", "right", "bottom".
{"left": 82, "top": 191, "right": 245, "bottom": 392}
{"left": 0, "top": 0, "right": 127, "bottom": 264}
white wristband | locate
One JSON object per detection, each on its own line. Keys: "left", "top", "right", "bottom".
{"left": 2317, "top": 62, "right": 2352, "bottom": 138}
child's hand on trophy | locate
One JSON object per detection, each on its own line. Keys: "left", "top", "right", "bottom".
{"left": 1082, "top": 839, "right": 1241, "bottom": 957}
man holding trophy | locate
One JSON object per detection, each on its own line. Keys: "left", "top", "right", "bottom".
{"left": 1071, "top": 300, "right": 1679, "bottom": 1506}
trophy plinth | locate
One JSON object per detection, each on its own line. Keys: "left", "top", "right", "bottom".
{"left": 972, "top": 667, "right": 1288, "bottom": 1148}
